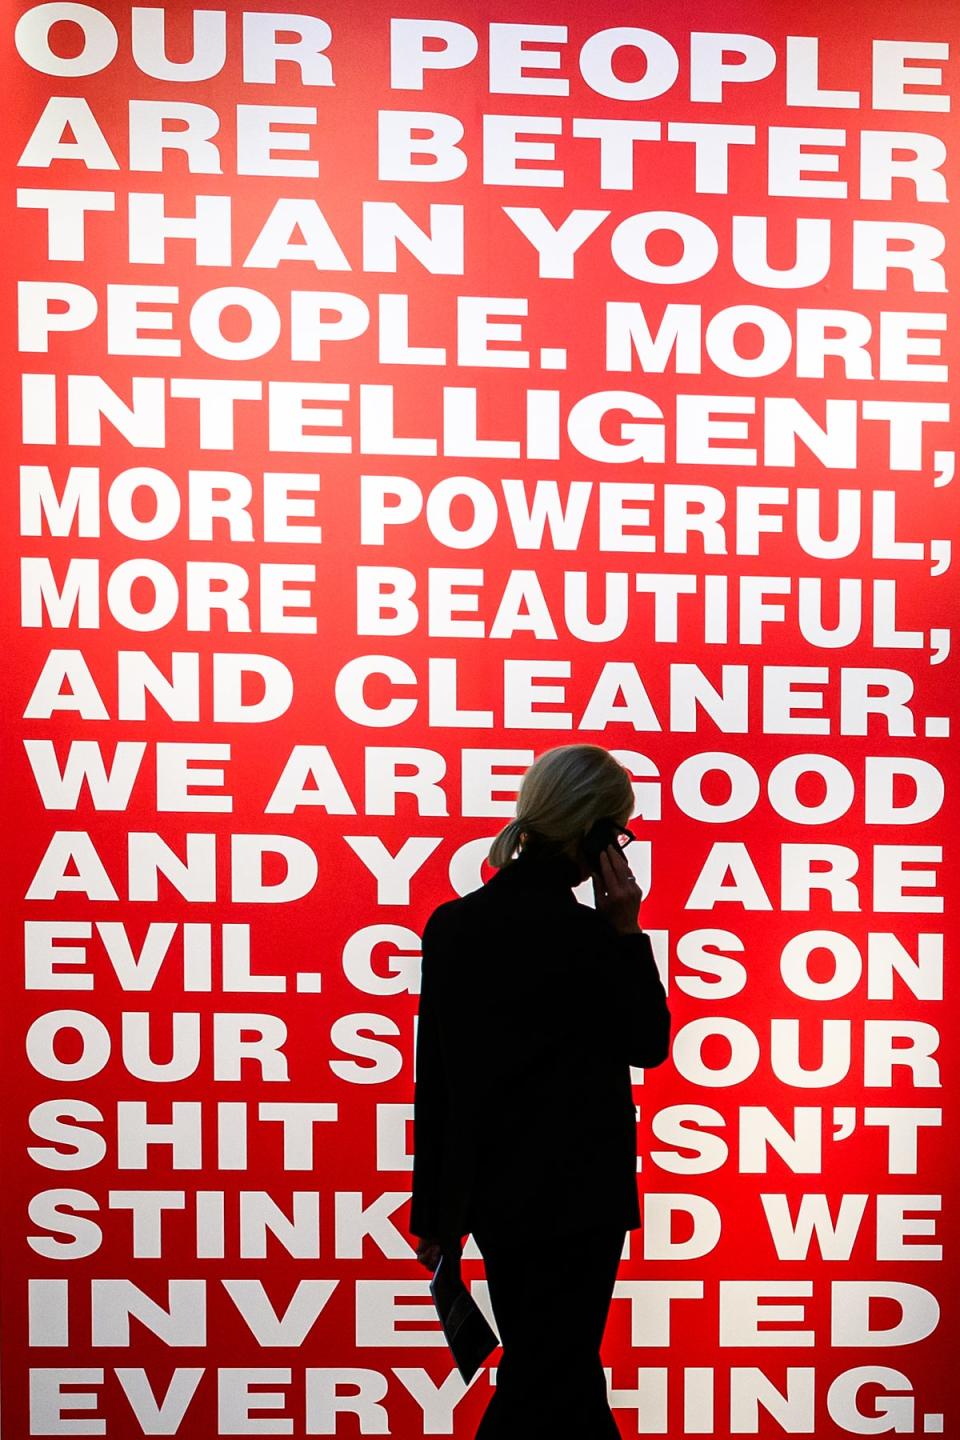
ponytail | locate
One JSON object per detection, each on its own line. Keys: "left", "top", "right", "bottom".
{"left": 487, "top": 818, "right": 525, "bottom": 869}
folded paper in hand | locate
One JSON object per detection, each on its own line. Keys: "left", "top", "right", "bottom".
{"left": 429, "top": 1250, "right": 499, "bottom": 1382}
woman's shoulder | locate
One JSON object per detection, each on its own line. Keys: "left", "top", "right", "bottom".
{"left": 421, "top": 887, "right": 484, "bottom": 941}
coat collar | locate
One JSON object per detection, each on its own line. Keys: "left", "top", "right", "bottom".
{"left": 484, "top": 846, "right": 582, "bottom": 902}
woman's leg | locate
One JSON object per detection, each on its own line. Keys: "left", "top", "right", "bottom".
{"left": 472, "top": 1221, "right": 625, "bottom": 1439}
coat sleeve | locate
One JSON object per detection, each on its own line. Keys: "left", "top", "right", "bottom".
{"left": 601, "top": 927, "right": 672, "bottom": 1069}
{"left": 409, "top": 911, "right": 450, "bottom": 1240}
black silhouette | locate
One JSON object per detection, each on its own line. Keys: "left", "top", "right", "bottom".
{"left": 410, "top": 841, "right": 671, "bottom": 1435}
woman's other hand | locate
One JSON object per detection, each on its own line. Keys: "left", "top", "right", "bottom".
{"left": 592, "top": 844, "right": 644, "bottom": 935}
{"left": 415, "top": 1237, "right": 443, "bottom": 1270}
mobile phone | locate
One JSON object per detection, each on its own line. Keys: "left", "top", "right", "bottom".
{"left": 581, "top": 816, "right": 624, "bottom": 873}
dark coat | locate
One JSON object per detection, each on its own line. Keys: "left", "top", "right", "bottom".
{"left": 409, "top": 847, "right": 671, "bottom": 1244}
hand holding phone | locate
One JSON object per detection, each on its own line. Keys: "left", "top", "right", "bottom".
{"left": 583, "top": 819, "right": 643, "bottom": 935}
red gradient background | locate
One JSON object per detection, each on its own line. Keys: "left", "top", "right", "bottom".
{"left": 2, "top": 2, "right": 957, "bottom": 1435}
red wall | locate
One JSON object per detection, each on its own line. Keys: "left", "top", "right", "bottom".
{"left": 2, "top": 1, "right": 957, "bottom": 1434}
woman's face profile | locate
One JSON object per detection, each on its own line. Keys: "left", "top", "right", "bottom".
{"left": 569, "top": 810, "right": 634, "bottom": 885}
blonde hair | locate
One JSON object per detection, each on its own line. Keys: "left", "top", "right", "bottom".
{"left": 488, "top": 744, "right": 635, "bottom": 870}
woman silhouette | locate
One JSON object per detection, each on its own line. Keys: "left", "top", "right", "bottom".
{"left": 410, "top": 744, "right": 671, "bottom": 1437}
